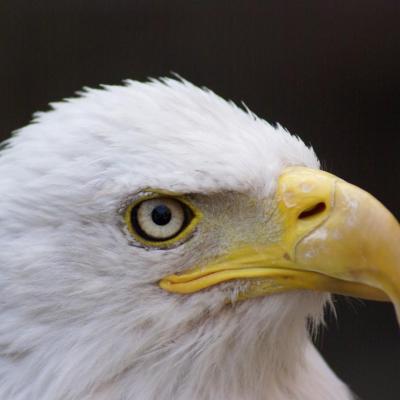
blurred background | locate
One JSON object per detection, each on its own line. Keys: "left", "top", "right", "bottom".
{"left": 1, "top": 1, "right": 399, "bottom": 398}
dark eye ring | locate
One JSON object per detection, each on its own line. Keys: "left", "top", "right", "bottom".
{"left": 125, "top": 196, "right": 201, "bottom": 247}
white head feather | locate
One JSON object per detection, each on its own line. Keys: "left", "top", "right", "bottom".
{"left": 0, "top": 78, "right": 352, "bottom": 400}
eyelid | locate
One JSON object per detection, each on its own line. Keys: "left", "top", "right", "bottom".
{"left": 124, "top": 191, "right": 203, "bottom": 249}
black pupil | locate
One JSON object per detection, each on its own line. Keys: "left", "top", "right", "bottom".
{"left": 151, "top": 205, "right": 172, "bottom": 226}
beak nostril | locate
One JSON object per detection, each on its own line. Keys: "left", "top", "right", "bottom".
{"left": 298, "top": 202, "right": 327, "bottom": 220}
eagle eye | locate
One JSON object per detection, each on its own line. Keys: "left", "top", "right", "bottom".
{"left": 125, "top": 195, "right": 201, "bottom": 247}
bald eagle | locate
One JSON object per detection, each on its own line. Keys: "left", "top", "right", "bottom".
{"left": 0, "top": 78, "right": 398, "bottom": 400}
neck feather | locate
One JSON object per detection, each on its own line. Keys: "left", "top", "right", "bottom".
{"left": 89, "top": 293, "right": 352, "bottom": 400}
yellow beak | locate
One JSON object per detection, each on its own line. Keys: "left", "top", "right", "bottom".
{"left": 160, "top": 167, "right": 400, "bottom": 319}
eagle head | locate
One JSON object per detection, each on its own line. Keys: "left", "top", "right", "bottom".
{"left": 0, "top": 78, "right": 398, "bottom": 400}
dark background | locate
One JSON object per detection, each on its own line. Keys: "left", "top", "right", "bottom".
{"left": 1, "top": 1, "right": 399, "bottom": 398}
